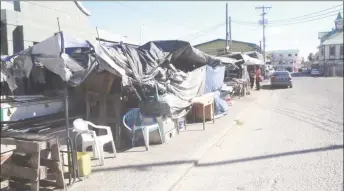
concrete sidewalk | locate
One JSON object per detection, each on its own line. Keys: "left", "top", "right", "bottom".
{"left": 70, "top": 91, "right": 262, "bottom": 191}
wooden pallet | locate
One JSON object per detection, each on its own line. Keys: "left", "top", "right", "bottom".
{"left": 1, "top": 133, "right": 66, "bottom": 191}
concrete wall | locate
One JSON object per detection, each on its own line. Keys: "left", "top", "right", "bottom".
{"left": 1, "top": 1, "right": 96, "bottom": 55}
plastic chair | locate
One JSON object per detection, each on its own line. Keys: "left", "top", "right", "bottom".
{"left": 122, "top": 108, "right": 163, "bottom": 151}
{"left": 73, "top": 118, "right": 116, "bottom": 165}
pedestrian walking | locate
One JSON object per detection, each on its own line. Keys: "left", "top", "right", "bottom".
{"left": 249, "top": 70, "right": 255, "bottom": 89}
{"left": 255, "top": 65, "right": 261, "bottom": 90}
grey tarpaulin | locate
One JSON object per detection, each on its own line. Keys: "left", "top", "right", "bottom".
{"left": 1, "top": 32, "right": 101, "bottom": 90}
{"left": 98, "top": 40, "right": 236, "bottom": 118}
{"left": 2, "top": 33, "right": 237, "bottom": 118}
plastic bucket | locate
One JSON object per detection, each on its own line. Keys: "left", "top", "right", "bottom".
{"left": 76, "top": 152, "right": 91, "bottom": 177}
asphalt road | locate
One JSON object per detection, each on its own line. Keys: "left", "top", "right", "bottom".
{"left": 171, "top": 77, "right": 343, "bottom": 191}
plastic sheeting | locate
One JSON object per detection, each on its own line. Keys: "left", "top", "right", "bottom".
{"left": 2, "top": 32, "right": 237, "bottom": 118}
{"left": 204, "top": 65, "right": 225, "bottom": 94}
{"left": 139, "top": 66, "right": 206, "bottom": 118}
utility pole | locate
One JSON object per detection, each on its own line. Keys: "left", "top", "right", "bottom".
{"left": 225, "top": 3, "right": 229, "bottom": 53}
{"left": 229, "top": 16, "right": 232, "bottom": 53}
{"left": 255, "top": 6, "right": 271, "bottom": 64}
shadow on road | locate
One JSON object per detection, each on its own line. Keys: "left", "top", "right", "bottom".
{"left": 91, "top": 145, "right": 343, "bottom": 173}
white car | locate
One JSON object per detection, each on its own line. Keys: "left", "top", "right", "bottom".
{"left": 310, "top": 69, "right": 321, "bottom": 76}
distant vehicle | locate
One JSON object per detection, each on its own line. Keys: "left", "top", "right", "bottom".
{"left": 270, "top": 71, "right": 293, "bottom": 88}
{"left": 310, "top": 69, "right": 321, "bottom": 76}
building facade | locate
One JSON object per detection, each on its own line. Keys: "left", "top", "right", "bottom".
{"left": 266, "top": 49, "right": 302, "bottom": 72}
{"left": 194, "top": 39, "right": 260, "bottom": 56}
{"left": 0, "top": 1, "right": 138, "bottom": 56}
{"left": 314, "top": 12, "right": 343, "bottom": 76}
{"left": 0, "top": 1, "right": 98, "bottom": 56}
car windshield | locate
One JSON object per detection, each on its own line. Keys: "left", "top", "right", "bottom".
{"left": 272, "top": 72, "right": 289, "bottom": 76}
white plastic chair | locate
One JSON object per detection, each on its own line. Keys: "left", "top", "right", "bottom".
{"left": 73, "top": 118, "right": 116, "bottom": 165}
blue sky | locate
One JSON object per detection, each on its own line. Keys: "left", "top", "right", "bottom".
{"left": 83, "top": 1, "right": 343, "bottom": 58}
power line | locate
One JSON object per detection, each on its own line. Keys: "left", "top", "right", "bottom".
{"left": 233, "top": 4, "right": 343, "bottom": 25}
{"left": 188, "top": 24, "right": 225, "bottom": 42}
{"left": 232, "top": 10, "right": 342, "bottom": 27}
{"left": 177, "top": 22, "right": 225, "bottom": 41}
{"left": 268, "top": 13, "right": 340, "bottom": 26}
{"left": 269, "top": 9, "right": 342, "bottom": 24}
{"left": 269, "top": 4, "right": 343, "bottom": 23}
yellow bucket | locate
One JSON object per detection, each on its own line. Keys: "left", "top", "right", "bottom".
{"left": 76, "top": 152, "right": 92, "bottom": 177}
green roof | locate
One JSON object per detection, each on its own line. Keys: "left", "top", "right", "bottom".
{"left": 336, "top": 12, "right": 343, "bottom": 20}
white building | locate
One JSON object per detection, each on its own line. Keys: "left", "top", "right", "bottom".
{"left": 1, "top": 1, "right": 138, "bottom": 56}
{"left": 266, "top": 49, "right": 302, "bottom": 72}
{"left": 313, "top": 12, "right": 343, "bottom": 76}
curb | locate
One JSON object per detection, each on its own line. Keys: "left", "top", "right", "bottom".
{"left": 167, "top": 92, "right": 262, "bottom": 191}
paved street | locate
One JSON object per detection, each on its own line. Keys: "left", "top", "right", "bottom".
{"left": 171, "top": 77, "right": 343, "bottom": 191}
{"left": 72, "top": 77, "right": 343, "bottom": 191}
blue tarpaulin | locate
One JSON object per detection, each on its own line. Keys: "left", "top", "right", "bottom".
{"left": 204, "top": 65, "right": 225, "bottom": 93}
{"left": 213, "top": 91, "right": 228, "bottom": 115}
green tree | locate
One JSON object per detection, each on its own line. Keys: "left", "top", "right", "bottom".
{"left": 308, "top": 53, "right": 314, "bottom": 61}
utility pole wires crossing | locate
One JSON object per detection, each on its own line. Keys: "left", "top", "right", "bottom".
{"left": 256, "top": 6, "right": 271, "bottom": 64}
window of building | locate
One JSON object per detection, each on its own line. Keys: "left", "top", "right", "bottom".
{"left": 0, "top": 22, "right": 8, "bottom": 55}
{"left": 320, "top": 47, "right": 324, "bottom": 56}
{"left": 13, "top": 0, "right": 21, "bottom": 12}
{"left": 288, "top": 54, "right": 292, "bottom": 57}
{"left": 330, "top": 46, "right": 336, "bottom": 56}
{"left": 295, "top": 53, "right": 298, "bottom": 56}
{"left": 33, "top": 42, "right": 39, "bottom": 45}
{"left": 341, "top": 45, "right": 343, "bottom": 56}
{"left": 317, "top": 56, "right": 319, "bottom": 60}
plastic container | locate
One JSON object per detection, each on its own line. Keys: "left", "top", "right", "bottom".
{"left": 76, "top": 152, "right": 92, "bottom": 177}
{"left": 61, "top": 150, "right": 91, "bottom": 177}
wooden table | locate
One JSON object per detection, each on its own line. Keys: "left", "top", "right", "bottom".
{"left": 191, "top": 94, "right": 215, "bottom": 130}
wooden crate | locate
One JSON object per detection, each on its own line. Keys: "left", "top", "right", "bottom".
{"left": 0, "top": 134, "right": 66, "bottom": 191}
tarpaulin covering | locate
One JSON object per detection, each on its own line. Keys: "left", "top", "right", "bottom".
{"left": 2, "top": 32, "right": 237, "bottom": 118}
{"left": 225, "top": 52, "right": 265, "bottom": 66}
{"left": 204, "top": 65, "right": 226, "bottom": 94}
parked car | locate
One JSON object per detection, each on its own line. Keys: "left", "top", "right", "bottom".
{"left": 270, "top": 71, "right": 293, "bottom": 88}
{"left": 310, "top": 69, "right": 321, "bottom": 76}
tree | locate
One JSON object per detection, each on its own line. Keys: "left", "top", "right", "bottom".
{"left": 308, "top": 53, "right": 314, "bottom": 61}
